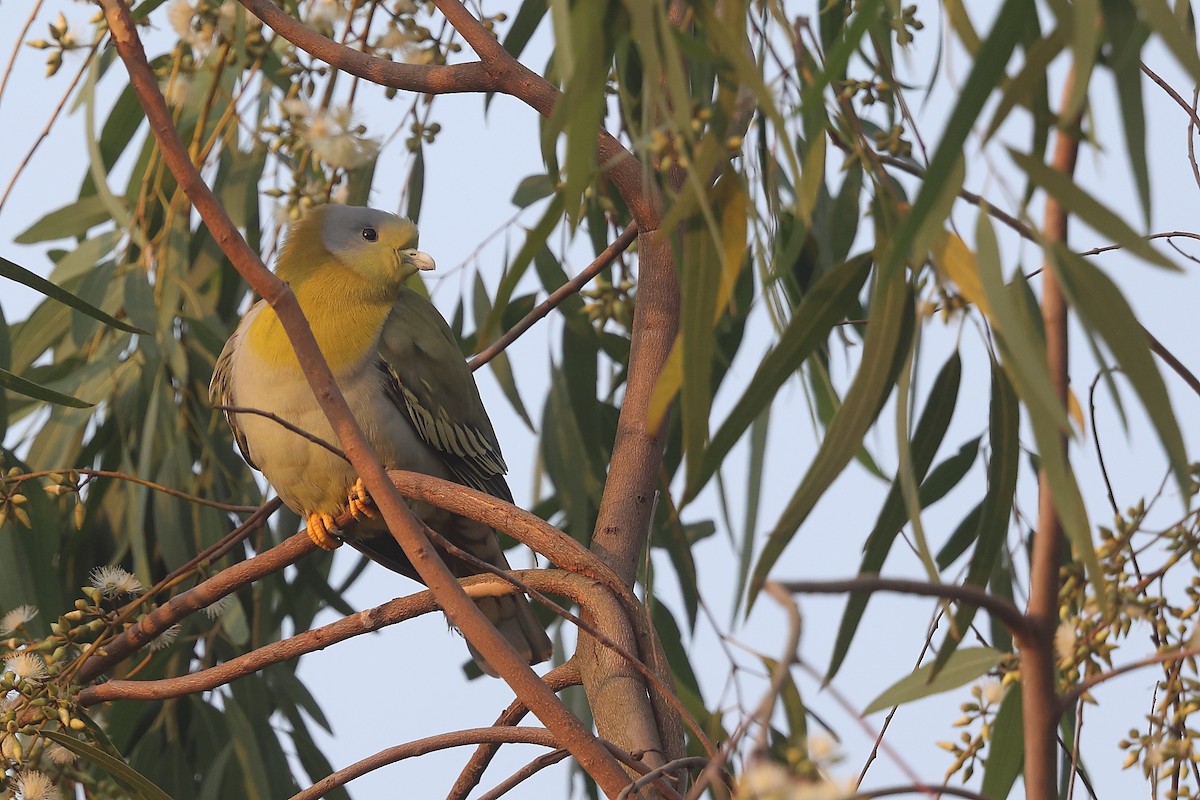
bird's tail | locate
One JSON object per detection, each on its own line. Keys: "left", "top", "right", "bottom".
{"left": 448, "top": 517, "right": 554, "bottom": 676}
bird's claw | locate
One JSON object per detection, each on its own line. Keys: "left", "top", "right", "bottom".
{"left": 306, "top": 512, "right": 342, "bottom": 551}
{"left": 347, "top": 478, "right": 377, "bottom": 521}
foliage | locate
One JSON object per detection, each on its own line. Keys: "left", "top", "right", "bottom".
{"left": 0, "top": 0, "right": 1199, "bottom": 798}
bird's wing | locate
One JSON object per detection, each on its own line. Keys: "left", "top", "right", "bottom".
{"left": 378, "top": 288, "right": 512, "bottom": 502}
{"left": 209, "top": 303, "right": 259, "bottom": 471}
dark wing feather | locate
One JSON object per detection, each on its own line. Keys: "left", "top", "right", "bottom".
{"left": 209, "top": 310, "right": 259, "bottom": 471}
{"left": 379, "top": 288, "right": 512, "bottom": 502}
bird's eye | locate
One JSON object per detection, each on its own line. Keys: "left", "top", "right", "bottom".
{"left": 361, "top": 227, "right": 378, "bottom": 242}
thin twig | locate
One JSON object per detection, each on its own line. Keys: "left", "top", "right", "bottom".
{"left": 617, "top": 757, "right": 709, "bottom": 800}
{"left": 13, "top": 467, "right": 262, "bottom": 513}
{"left": 289, "top": 728, "right": 561, "bottom": 800}
{"left": 779, "top": 577, "right": 1028, "bottom": 638}
{"left": 212, "top": 404, "right": 347, "bottom": 459}
{"left": 474, "top": 748, "right": 570, "bottom": 800}
{"left": 469, "top": 223, "right": 638, "bottom": 370}
{"left": 1061, "top": 646, "right": 1200, "bottom": 709}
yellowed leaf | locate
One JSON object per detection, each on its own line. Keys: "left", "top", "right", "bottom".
{"left": 1067, "top": 387, "right": 1086, "bottom": 438}
{"left": 647, "top": 336, "right": 683, "bottom": 431}
{"left": 931, "top": 231, "right": 992, "bottom": 320}
{"left": 716, "top": 181, "right": 747, "bottom": 320}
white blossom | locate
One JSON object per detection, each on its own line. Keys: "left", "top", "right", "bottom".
{"left": 306, "top": 0, "right": 346, "bottom": 31}
{"left": 89, "top": 565, "right": 144, "bottom": 598}
{"left": 4, "top": 652, "right": 48, "bottom": 682}
{"left": 305, "top": 105, "right": 379, "bottom": 170}
{"left": 0, "top": 604, "right": 37, "bottom": 634}
{"left": 15, "top": 770, "right": 56, "bottom": 800}
{"left": 150, "top": 624, "right": 182, "bottom": 651}
{"left": 1054, "top": 620, "right": 1078, "bottom": 663}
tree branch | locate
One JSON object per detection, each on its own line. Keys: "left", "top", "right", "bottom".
{"left": 1022, "top": 68, "right": 1081, "bottom": 800}
{"left": 448, "top": 661, "right": 582, "bottom": 799}
{"left": 779, "top": 577, "right": 1028, "bottom": 638}
{"left": 239, "top": 0, "right": 494, "bottom": 93}
{"left": 289, "top": 727, "right": 561, "bottom": 800}
{"left": 469, "top": 223, "right": 639, "bottom": 370}
{"left": 97, "top": 2, "right": 629, "bottom": 791}
{"left": 1060, "top": 646, "right": 1200, "bottom": 710}
{"left": 474, "top": 748, "right": 571, "bottom": 800}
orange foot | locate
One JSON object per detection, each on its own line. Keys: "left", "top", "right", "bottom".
{"left": 347, "top": 478, "right": 377, "bottom": 522}
{"left": 305, "top": 512, "right": 341, "bottom": 551}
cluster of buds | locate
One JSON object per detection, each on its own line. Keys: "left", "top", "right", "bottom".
{"left": 581, "top": 275, "right": 635, "bottom": 332}
{"left": 0, "top": 468, "right": 30, "bottom": 530}
{"left": 25, "top": 13, "right": 82, "bottom": 78}
{"left": 938, "top": 675, "right": 1014, "bottom": 783}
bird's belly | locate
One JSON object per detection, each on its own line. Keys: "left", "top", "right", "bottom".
{"left": 231, "top": 354, "right": 446, "bottom": 517}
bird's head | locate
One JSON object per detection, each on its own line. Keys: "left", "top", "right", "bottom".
{"left": 276, "top": 205, "right": 435, "bottom": 292}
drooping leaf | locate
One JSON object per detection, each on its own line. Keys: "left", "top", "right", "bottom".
{"left": 863, "top": 647, "right": 1004, "bottom": 715}
{"left": 750, "top": 269, "right": 914, "bottom": 604}
{"left": 981, "top": 684, "right": 1025, "bottom": 799}
{"left": 827, "top": 350, "right": 963, "bottom": 679}
{"left": 689, "top": 254, "right": 873, "bottom": 501}
{"left": 0, "top": 255, "right": 144, "bottom": 334}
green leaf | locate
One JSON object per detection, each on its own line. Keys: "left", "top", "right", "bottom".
{"left": 827, "top": 350, "right": 962, "bottom": 679}
{"left": 934, "top": 363, "right": 1019, "bottom": 672}
{"left": 1010, "top": 149, "right": 1175, "bottom": 270}
{"left": 405, "top": 145, "right": 425, "bottom": 223}
{"left": 750, "top": 270, "right": 914, "bottom": 603}
{"left": 41, "top": 730, "right": 173, "bottom": 800}
{"left": 880, "top": 0, "right": 1034, "bottom": 282}
{"left": 0, "top": 367, "right": 93, "bottom": 408}
{"left": 512, "top": 174, "right": 557, "bottom": 208}
{"left": 1053, "top": 246, "right": 1190, "bottom": 499}
{"left": 1129, "top": 0, "right": 1200, "bottom": 85}
{"left": 981, "top": 684, "right": 1024, "bottom": 799}
{"left": 0, "top": 255, "right": 144, "bottom": 334}
{"left": 14, "top": 194, "right": 116, "bottom": 244}
{"left": 689, "top": 254, "right": 872, "bottom": 501}
{"left": 503, "top": 0, "right": 549, "bottom": 60}
{"left": 863, "top": 647, "right": 1004, "bottom": 715}
{"left": 1102, "top": 0, "right": 1152, "bottom": 224}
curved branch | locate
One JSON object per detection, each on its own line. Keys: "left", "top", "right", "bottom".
{"left": 289, "top": 727, "right": 561, "bottom": 800}
{"left": 617, "top": 757, "right": 709, "bottom": 800}
{"left": 238, "top": 0, "right": 494, "bottom": 93}
{"left": 448, "top": 661, "right": 582, "bottom": 800}
{"left": 99, "top": 0, "right": 628, "bottom": 790}
{"left": 779, "top": 577, "right": 1029, "bottom": 638}
{"left": 469, "top": 223, "right": 638, "bottom": 370}
{"left": 1060, "top": 646, "right": 1200, "bottom": 710}
{"left": 474, "top": 748, "right": 571, "bottom": 800}
{"left": 76, "top": 531, "right": 315, "bottom": 683}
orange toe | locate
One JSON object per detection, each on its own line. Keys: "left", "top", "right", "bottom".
{"left": 306, "top": 512, "right": 342, "bottom": 550}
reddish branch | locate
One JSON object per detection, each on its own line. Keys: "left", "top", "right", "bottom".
{"left": 76, "top": 530, "right": 315, "bottom": 683}
{"left": 469, "top": 223, "right": 639, "bottom": 370}
{"left": 449, "top": 662, "right": 582, "bottom": 799}
{"left": 97, "top": 0, "right": 631, "bottom": 792}
{"left": 780, "top": 577, "right": 1028, "bottom": 638}
{"left": 1021, "top": 71, "right": 1080, "bottom": 800}
{"left": 289, "top": 727, "right": 561, "bottom": 800}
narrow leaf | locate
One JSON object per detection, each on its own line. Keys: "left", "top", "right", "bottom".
{"left": 0, "top": 255, "right": 144, "bottom": 333}
{"left": 863, "top": 647, "right": 1003, "bottom": 715}
{"left": 0, "top": 367, "right": 93, "bottom": 408}
{"left": 981, "top": 684, "right": 1025, "bottom": 799}
{"left": 750, "top": 271, "right": 914, "bottom": 603}
{"left": 41, "top": 731, "right": 172, "bottom": 800}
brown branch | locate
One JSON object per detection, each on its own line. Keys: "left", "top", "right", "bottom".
{"left": 289, "top": 727, "right": 561, "bottom": 800}
{"left": 616, "top": 757, "right": 709, "bottom": 800}
{"left": 474, "top": 748, "right": 571, "bottom": 800}
{"left": 779, "top": 577, "right": 1028, "bottom": 638}
{"left": 448, "top": 661, "right": 582, "bottom": 799}
{"left": 1022, "top": 69, "right": 1081, "bottom": 800}
{"left": 76, "top": 531, "right": 315, "bottom": 683}
{"left": 469, "top": 223, "right": 639, "bottom": 370}
{"left": 239, "top": 0, "right": 493, "bottom": 93}
{"left": 1141, "top": 62, "right": 1200, "bottom": 129}
{"left": 99, "top": 0, "right": 629, "bottom": 790}
{"left": 1061, "top": 646, "right": 1200, "bottom": 710}
{"left": 1076, "top": 230, "right": 1200, "bottom": 257}
{"left": 13, "top": 467, "right": 261, "bottom": 513}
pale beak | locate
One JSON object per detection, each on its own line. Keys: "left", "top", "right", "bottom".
{"left": 402, "top": 249, "right": 436, "bottom": 272}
